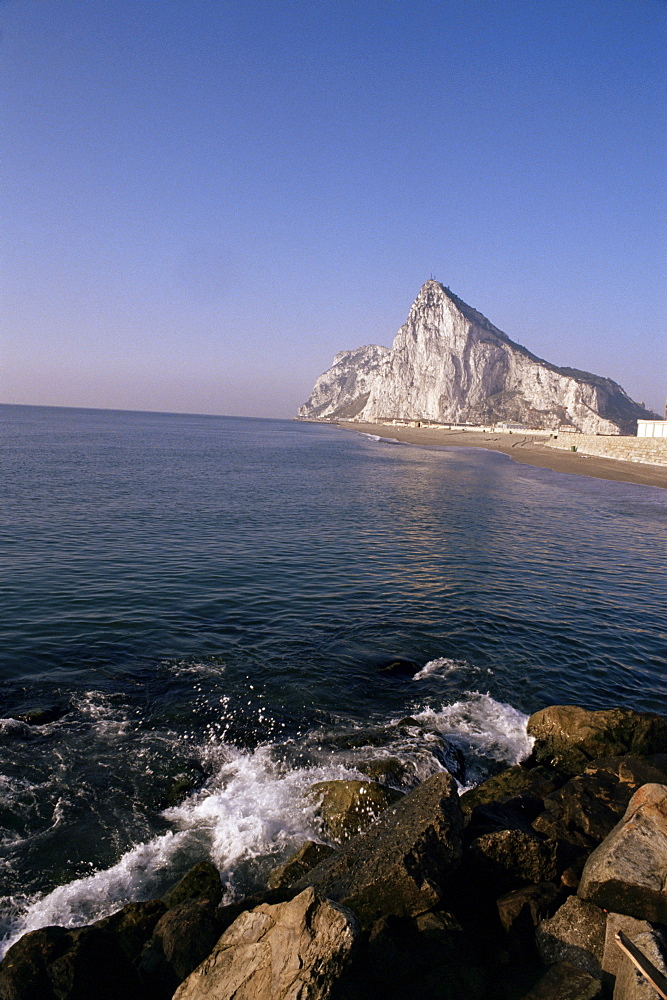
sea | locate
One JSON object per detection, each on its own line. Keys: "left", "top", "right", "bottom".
{"left": 1, "top": 403, "right": 666, "bottom": 955}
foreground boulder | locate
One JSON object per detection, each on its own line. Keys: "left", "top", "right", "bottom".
{"left": 578, "top": 783, "right": 667, "bottom": 923}
{"left": 292, "top": 771, "right": 463, "bottom": 928}
{"left": 173, "top": 887, "right": 359, "bottom": 1000}
{"left": 527, "top": 707, "right": 667, "bottom": 776}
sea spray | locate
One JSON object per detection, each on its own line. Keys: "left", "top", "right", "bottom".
{"left": 0, "top": 692, "right": 530, "bottom": 957}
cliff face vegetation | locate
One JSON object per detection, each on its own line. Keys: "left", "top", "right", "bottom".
{"left": 299, "top": 281, "right": 656, "bottom": 434}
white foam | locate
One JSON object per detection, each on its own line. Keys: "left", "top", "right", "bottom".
{"left": 360, "top": 433, "right": 402, "bottom": 444}
{"left": 0, "top": 743, "right": 356, "bottom": 957}
{"left": 412, "top": 657, "right": 465, "bottom": 680}
{"left": 166, "top": 660, "right": 227, "bottom": 678}
{"left": 412, "top": 692, "right": 533, "bottom": 780}
{"left": 0, "top": 719, "right": 33, "bottom": 738}
{"left": 0, "top": 829, "right": 190, "bottom": 955}
{"left": 74, "top": 692, "right": 129, "bottom": 738}
{"left": 164, "top": 745, "right": 357, "bottom": 887}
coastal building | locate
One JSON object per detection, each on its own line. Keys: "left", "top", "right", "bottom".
{"left": 637, "top": 419, "right": 667, "bottom": 438}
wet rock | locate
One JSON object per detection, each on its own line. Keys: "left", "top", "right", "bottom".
{"left": 465, "top": 828, "right": 559, "bottom": 897}
{"left": 0, "top": 718, "right": 37, "bottom": 741}
{"left": 138, "top": 899, "right": 221, "bottom": 1000}
{"left": 519, "top": 961, "right": 603, "bottom": 999}
{"left": 162, "top": 860, "right": 222, "bottom": 908}
{"left": 355, "top": 755, "right": 411, "bottom": 789}
{"left": 150, "top": 758, "right": 206, "bottom": 811}
{"left": 292, "top": 771, "right": 464, "bottom": 928}
{"left": 93, "top": 898, "right": 167, "bottom": 962}
{"left": 0, "top": 925, "right": 143, "bottom": 1000}
{"left": 612, "top": 926, "right": 667, "bottom": 1000}
{"left": 306, "top": 779, "right": 403, "bottom": 844}
{"left": 465, "top": 795, "right": 546, "bottom": 842}
{"left": 173, "top": 886, "right": 360, "bottom": 1000}
{"left": 267, "top": 841, "right": 336, "bottom": 889}
{"left": 460, "top": 764, "right": 564, "bottom": 818}
{"left": 9, "top": 703, "right": 69, "bottom": 726}
{"left": 163, "top": 774, "right": 198, "bottom": 807}
{"left": 325, "top": 718, "right": 467, "bottom": 783}
{"left": 535, "top": 896, "right": 606, "bottom": 978}
{"left": 377, "top": 657, "right": 421, "bottom": 677}
{"left": 526, "top": 706, "right": 667, "bottom": 776}
{"left": 578, "top": 783, "right": 667, "bottom": 923}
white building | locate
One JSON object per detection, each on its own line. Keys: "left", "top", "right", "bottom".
{"left": 637, "top": 420, "right": 667, "bottom": 438}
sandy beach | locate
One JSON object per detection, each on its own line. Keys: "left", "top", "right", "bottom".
{"left": 335, "top": 422, "right": 667, "bottom": 490}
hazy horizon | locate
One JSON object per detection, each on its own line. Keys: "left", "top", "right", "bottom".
{"left": 2, "top": 1, "right": 665, "bottom": 417}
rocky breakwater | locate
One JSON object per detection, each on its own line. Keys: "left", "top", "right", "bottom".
{"left": 298, "top": 280, "right": 657, "bottom": 434}
{"left": 2, "top": 705, "right": 667, "bottom": 1000}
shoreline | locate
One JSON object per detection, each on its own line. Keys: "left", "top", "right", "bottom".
{"left": 333, "top": 421, "right": 667, "bottom": 490}
{"left": 3, "top": 703, "right": 666, "bottom": 999}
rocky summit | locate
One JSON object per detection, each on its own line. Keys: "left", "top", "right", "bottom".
{"left": 298, "top": 280, "right": 656, "bottom": 434}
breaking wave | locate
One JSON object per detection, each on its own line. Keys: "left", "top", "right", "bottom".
{"left": 0, "top": 691, "right": 529, "bottom": 957}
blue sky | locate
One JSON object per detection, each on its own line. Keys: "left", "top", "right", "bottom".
{"left": 2, "top": 0, "right": 665, "bottom": 417}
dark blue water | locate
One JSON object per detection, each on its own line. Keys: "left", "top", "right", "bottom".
{"left": 1, "top": 404, "right": 665, "bottom": 950}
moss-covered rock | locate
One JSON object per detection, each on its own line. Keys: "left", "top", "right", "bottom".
{"left": 306, "top": 779, "right": 403, "bottom": 844}
{"left": 162, "top": 861, "right": 222, "bottom": 909}
{"left": 293, "top": 772, "right": 463, "bottom": 929}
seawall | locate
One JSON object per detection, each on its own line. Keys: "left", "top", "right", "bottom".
{"left": 547, "top": 434, "right": 667, "bottom": 467}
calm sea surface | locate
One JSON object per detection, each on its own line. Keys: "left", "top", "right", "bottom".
{"left": 1, "top": 404, "right": 665, "bottom": 951}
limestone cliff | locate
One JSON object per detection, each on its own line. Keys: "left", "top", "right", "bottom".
{"left": 298, "top": 280, "right": 655, "bottom": 434}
